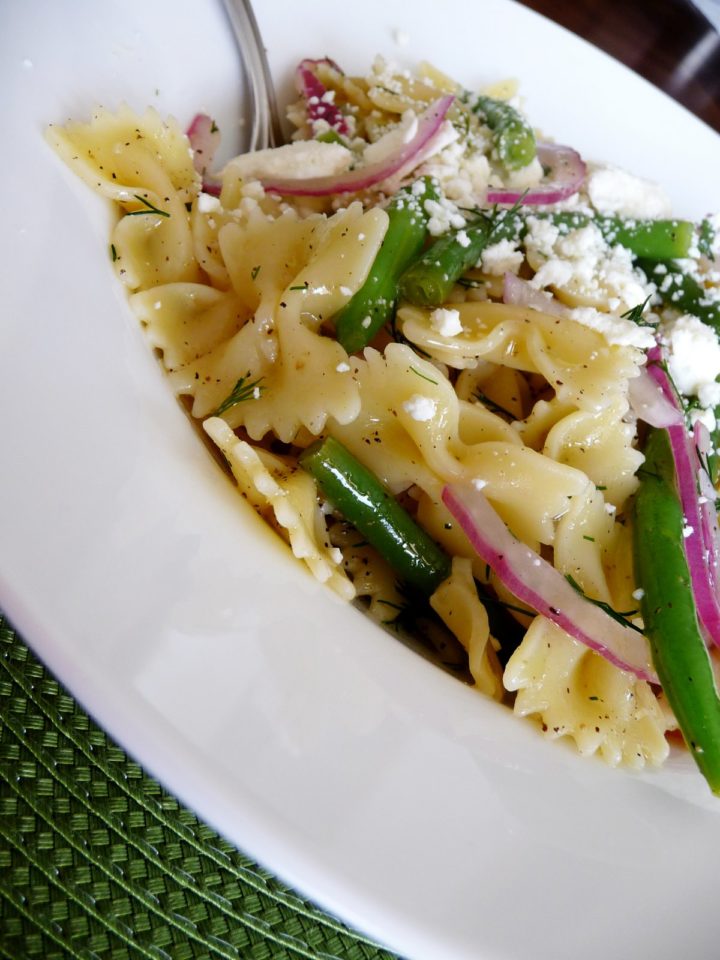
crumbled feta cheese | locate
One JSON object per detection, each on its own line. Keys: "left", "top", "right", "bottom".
{"left": 197, "top": 192, "right": 221, "bottom": 214}
{"left": 423, "top": 195, "right": 467, "bottom": 236}
{"left": 361, "top": 316, "right": 372, "bottom": 329}
{"left": 420, "top": 139, "right": 490, "bottom": 209}
{"left": 480, "top": 238, "right": 524, "bottom": 276}
{"left": 430, "top": 307, "right": 463, "bottom": 337}
{"left": 663, "top": 313, "right": 720, "bottom": 402}
{"left": 402, "top": 394, "right": 437, "bottom": 421}
{"left": 472, "top": 477, "right": 488, "bottom": 490}
{"left": 587, "top": 165, "right": 672, "bottom": 219}
{"left": 565, "top": 305, "right": 656, "bottom": 349}
{"left": 336, "top": 361, "right": 351, "bottom": 373}
{"left": 526, "top": 219, "right": 651, "bottom": 313}
{"left": 683, "top": 524, "right": 694, "bottom": 539}
{"left": 503, "top": 156, "right": 544, "bottom": 190}
{"left": 632, "top": 588, "right": 645, "bottom": 600}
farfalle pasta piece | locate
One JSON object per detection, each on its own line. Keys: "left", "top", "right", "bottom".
{"left": 204, "top": 417, "right": 353, "bottom": 599}
{"left": 430, "top": 558, "right": 503, "bottom": 699}
{"left": 170, "top": 203, "right": 388, "bottom": 441}
{"left": 397, "top": 301, "right": 643, "bottom": 412}
{"left": 504, "top": 617, "right": 672, "bottom": 769}
{"left": 543, "top": 396, "right": 642, "bottom": 509}
{"left": 48, "top": 105, "right": 200, "bottom": 290}
{"left": 130, "top": 284, "right": 247, "bottom": 370}
{"left": 334, "top": 342, "right": 593, "bottom": 548}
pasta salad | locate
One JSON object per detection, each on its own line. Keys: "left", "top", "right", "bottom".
{"left": 47, "top": 55, "right": 720, "bottom": 794}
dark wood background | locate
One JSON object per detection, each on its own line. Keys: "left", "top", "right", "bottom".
{"left": 521, "top": 0, "right": 720, "bottom": 132}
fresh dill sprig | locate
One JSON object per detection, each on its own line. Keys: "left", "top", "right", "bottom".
{"left": 621, "top": 295, "right": 654, "bottom": 327}
{"left": 410, "top": 366, "right": 438, "bottom": 386}
{"left": 565, "top": 573, "right": 643, "bottom": 633}
{"left": 126, "top": 194, "right": 171, "bottom": 218}
{"left": 474, "top": 390, "right": 515, "bottom": 420}
{"left": 213, "top": 375, "right": 264, "bottom": 417}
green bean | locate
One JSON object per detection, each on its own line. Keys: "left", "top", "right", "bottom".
{"left": 549, "top": 213, "right": 696, "bottom": 260}
{"left": 397, "top": 218, "right": 492, "bottom": 307}
{"left": 633, "top": 427, "right": 720, "bottom": 795}
{"left": 299, "top": 436, "right": 451, "bottom": 595}
{"left": 334, "top": 177, "right": 437, "bottom": 354}
{"left": 471, "top": 94, "right": 536, "bottom": 170}
{"left": 398, "top": 210, "right": 693, "bottom": 310}
{"left": 638, "top": 259, "right": 720, "bottom": 332}
{"left": 398, "top": 211, "right": 523, "bottom": 307}
{"left": 698, "top": 217, "right": 717, "bottom": 259}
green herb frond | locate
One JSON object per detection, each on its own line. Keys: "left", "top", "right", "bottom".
{"left": 126, "top": 194, "right": 171, "bottom": 218}
{"left": 565, "top": 574, "right": 643, "bottom": 633}
{"left": 213, "top": 375, "right": 264, "bottom": 417}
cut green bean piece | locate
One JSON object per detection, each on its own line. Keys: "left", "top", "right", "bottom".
{"left": 638, "top": 259, "right": 720, "bottom": 332}
{"left": 633, "top": 427, "right": 720, "bottom": 795}
{"left": 334, "top": 177, "right": 438, "bottom": 354}
{"left": 472, "top": 94, "right": 536, "bottom": 170}
{"left": 398, "top": 211, "right": 522, "bottom": 308}
{"left": 549, "top": 213, "right": 696, "bottom": 260}
{"left": 698, "top": 217, "right": 717, "bottom": 259}
{"left": 300, "top": 436, "right": 451, "bottom": 595}
{"left": 398, "top": 218, "right": 492, "bottom": 307}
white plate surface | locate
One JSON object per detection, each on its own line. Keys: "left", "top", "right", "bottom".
{"left": 2, "top": 2, "right": 720, "bottom": 958}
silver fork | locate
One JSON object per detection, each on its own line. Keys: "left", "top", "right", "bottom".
{"left": 220, "top": 0, "right": 284, "bottom": 151}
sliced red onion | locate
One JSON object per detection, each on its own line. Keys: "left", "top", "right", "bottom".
{"left": 694, "top": 420, "right": 720, "bottom": 603}
{"left": 442, "top": 483, "right": 658, "bottom": 682}
{"left": 628, "top": 367, "right": 684, "bottom": 428}
{"left": 296, "top": 58, "right": 351, "bottom": 136}
{"left": 186, "top": 113, "right": 221, "bottom": 178}
{"left": 261, "top": 94, "right": 455, "bottom": 197}
{"left": 646, "top": 345, "right": 720, "bottom": 647}
{"left": 486, "top": 141, "right": 586, "bottom": 206}
{"left": 503, "top": 272, "right": 567, "bottom": 317}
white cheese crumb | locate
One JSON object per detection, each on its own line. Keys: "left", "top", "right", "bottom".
{"left": 361, "top": 316, "right": 372, "bottom": 329}
{"left": 402, "top": 394, "right": 437, "bottom": 421}
{"left": 663, "top": 314, "right": 720, "bottom": 403}
{"left": 480, "top": 238, "right": 524, "bottom": 276}
{"left": 565, "top": 305, "right": 656, "bottom": 349}
{"left": 336, "top": 361, "right": 351, "bottom": 373}
{"left": 430, "top": 307, "right": 463, "bottom": 337}
{"left": 632, "top": 588, "right": 645, "bottom": 600}
{"left": 587, "top": 165, "right": 672, "bottom": 219}
{"left": 683, "top": 524, "right": 694, "bottom": 539}
{"left": 197, "top": 192, "right": 222, "bottom": 214}
{"left": 472, "top": 478, "right": 487, "bottom": 490}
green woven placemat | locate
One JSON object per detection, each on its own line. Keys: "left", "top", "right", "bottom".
{"left": 0, "top": 612, "right": 402, "bottom": 960}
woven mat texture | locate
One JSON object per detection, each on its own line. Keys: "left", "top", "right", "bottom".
{"left": 0, "top": 613, "right": 402, "bottom": 960}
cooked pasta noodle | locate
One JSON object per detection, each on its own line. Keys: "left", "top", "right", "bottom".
{"left": 48, "top": 53, "right": 720, "bottom": 786}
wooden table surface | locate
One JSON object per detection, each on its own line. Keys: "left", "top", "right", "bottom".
{"left": 521, "top": 0, "right": 720, "bottom": 133}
